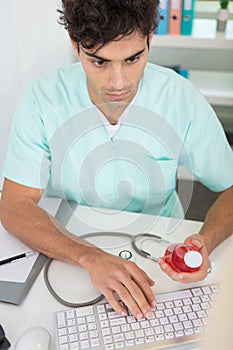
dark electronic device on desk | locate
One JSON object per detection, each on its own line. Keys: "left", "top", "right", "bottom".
{"left": 0, "top": 325, "right": 10, "bottom": 350}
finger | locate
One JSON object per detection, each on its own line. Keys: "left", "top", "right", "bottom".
{"left": 120, "top": 268, "right": 156, "bottom": 318}
{"left": 158, "top": 257, "right": 183, "bottom": 281}
{"left": 117, "top": 279, "right": 154, "bottom": 320}
{"left": 126, "top": 262, "right": 156, "bottom": 307}
{"left": 100, "top": 270, "right": 150, "bottom": 320}
{"left": 146, "top": 274, "right": 156, "bottom": 287}
{"left": 103, "top": 289, "right": 128, "bottom": 316}
{"left": 185, "top": 234, "right": 204, "bottom": 249}
{"left": 159, "top": 257, "right": 210, "bottom": 283}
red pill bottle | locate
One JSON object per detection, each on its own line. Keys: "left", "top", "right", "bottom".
{"left": 164, "top": 243, "right": 203, "bottom": 273}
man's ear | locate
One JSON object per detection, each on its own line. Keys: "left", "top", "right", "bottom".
{"left": 148, "top": 32, "right": 154, "bottom": 49}
{"left": 70, "top": 39, "right": 80, "bottom": 58}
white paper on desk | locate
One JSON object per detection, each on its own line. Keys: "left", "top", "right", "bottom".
{"left": 0, "top": 224, "right": 39, "bottom": 283}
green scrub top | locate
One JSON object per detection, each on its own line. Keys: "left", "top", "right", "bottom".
{"left": 2, "top": 63, "right": 233, "bottom": 218}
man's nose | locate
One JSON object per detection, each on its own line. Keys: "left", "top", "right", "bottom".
{"left": 109, "top": 65, "right": 127, "bottom": 90}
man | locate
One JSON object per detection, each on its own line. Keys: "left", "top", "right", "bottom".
{"left": 1, "top": 0, "right": 233, "bottom": 320}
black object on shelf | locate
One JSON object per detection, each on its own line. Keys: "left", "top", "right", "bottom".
{"left": 0, "top": 325, "right": 11, "bottom": 350}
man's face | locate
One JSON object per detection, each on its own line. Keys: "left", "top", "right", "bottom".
{"left": 72, "top": 31, "right": 152, "bottom": 121}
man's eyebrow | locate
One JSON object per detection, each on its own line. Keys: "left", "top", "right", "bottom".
{"left": 81, "top": 48, "right": 146, "bottom": 62}
{"left": 125, "top": 49, "right": 145, "bottom": 60}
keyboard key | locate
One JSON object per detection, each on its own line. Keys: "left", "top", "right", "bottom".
{"left": 185, "top": 328, "right": 194, "bottom": 336}
{"left": 157, "top": 289, "right": 192, "bottom": 303}
{"left": 164, "top": 324, "right": 174, "bottom": 333}
{"left": 174, "top": 300, "right": 183, "bottom": 307}
{"left": 145, "top": 328, "right": 154, "bottom": 336}
{"left": 57, "top": 312, "right": 66, "bottom": 328}
{"left": 58, "top": 328, "right": 67, "bottom": 336}
{"left": 60, "top": 345, "right": 69, "bottom": 350}
{"left": 105, "top": 345, "right": 114, "bottom": 350}
{"left": 156, "top": 302, "right": 165, "bottom": 310}
{"left": 155, "top": 334, "right": 165, "bottom": 341}
{"left": 165, "top": 301, "right": 174, "bottom": 308}
{"left": 146, "top": 336, "right": 154, "bottom": 343}
{"left": 69, "top": 334, "right": 78, "bottom": 342}
{"left": 174, "top": 307, "right": 183, "bottom": 315}
{"left": 67, "top": 319, "right": 76, "bottom": 327}
{"left": 155, "top": 310, "right": 164, "bottom": 318}
{"left": 121, "top": 324, "right": 130, "bottom": 332}
{"left": 76, "top": 307, "right": 93, "bottom": 317}
{"left": 112, "top": 326, "right": 121, "bottom": 334}
{"left": 183, "top": 298, "right": 192, "bottom": 305}
{"left": 115, "top": 341, "right": 124, "bottom": 348}
{"left": 103, "top": 335, "right": 113, "bottom": 344}
{"left": 114, "top": 334, "right": 125, "bottom": 342}
{"left": 183, "top": 321, "right": 193, "bottom": 329}
{"left": 154, "top": 326, "right": 164, "bottom": 335}
{"left": 59, "top": 335, "right": 68, "bottom": 345}
{"left": 178, "top": 314, "right": 188, "bottom": 322}
{"left": 202, "top": 286, "right": 212, "bottom": 295}
{"left": 102, "top": 328, "right": 111, "bottom": 336}
{"left": 125, "top": 331, "right": 134, "bottom": 340}
{"left": 90, "top": 338, "right": 100, "bottom": 347}
{"left": 191, "top": 288, "right": 203, "bottom": 297}
{"left": 165, "top": 332, "right": 174, "bottom": 339}
{"left": 136, "top": 338, "right": 145, "bottom": 345}
{"left": 175, "top": 330, "right": 184, "bottom": 337}
{"left": 80, "top": 340, "right": 89, "bottom": 348}
{"left": 87, "top": 322, "right": 97, "bottom": 330}
{"left": 110, "top": 318, "right": 126, "bottom": 326}
{"left": 97, "top": 304, "right": 105, "bottom": 313}
{"left": 66, "top": 310, "right": 75, "bottom": 319}
{"left": 125, "top": 339, "right": 135, "bottom": 347}
{"left": 164, "top": 308, "right": 173, "bottom": 317}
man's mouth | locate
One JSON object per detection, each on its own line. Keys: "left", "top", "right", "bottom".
{"left": 106, "top": 91, "right": 130, "bottom": 101}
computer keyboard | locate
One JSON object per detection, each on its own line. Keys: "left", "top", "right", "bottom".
{"left": 54, "top": 283, "right": 218, "bottom": 350}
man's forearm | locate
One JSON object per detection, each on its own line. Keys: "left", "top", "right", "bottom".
{"left": 0, "top": 197, "right": 96, "bottom": 268}
{"left": 198, "top": 186, "right": 233, "bottom": 254}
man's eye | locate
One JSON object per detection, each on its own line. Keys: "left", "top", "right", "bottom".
{"left": 127, "top": 56, "right": 139, "bottom": 64}
{"left": 93, "top": 60, "right": 106, "bottom": 67}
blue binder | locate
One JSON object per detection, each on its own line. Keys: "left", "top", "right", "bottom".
{"left": 156, "top": 0, "right": 170, "bottom": 35}
{"left": 181, "top": 0, "right": 195, "bottom": 35}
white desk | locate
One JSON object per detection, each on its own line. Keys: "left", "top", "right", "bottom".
{"left": 0, "top": 204, "right": 232, "bottom": 349}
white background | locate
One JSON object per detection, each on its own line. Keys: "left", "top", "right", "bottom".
{"left": 0, "top": 0, "right": 74, "bottom": 189}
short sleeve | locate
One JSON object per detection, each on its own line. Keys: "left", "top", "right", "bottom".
{"left": 2, "top": 85, "right": 51, "bottom": 189}
{"left": 181, "top": 90, "right": 233, "bottom": 192}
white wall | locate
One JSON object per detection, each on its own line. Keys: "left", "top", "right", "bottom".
{"left": 0, "top": 0, "right": 74, "bottom": 188}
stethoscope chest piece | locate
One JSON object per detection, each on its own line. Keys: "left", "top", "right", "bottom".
{"left": 119, "top": 250, "right": 136, "bottom": 262}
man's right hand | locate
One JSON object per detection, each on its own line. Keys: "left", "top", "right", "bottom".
{"left": 80, "top": 247, "right": 156, "bottom": 320}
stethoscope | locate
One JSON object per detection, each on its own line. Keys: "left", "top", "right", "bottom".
{"left": 130, "top": 232, "right": 171, "bottom": 262}
{"left": 44, "top": 231, "right": 171, "bottom": 307}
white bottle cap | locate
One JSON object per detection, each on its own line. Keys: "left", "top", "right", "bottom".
{"left": 184, "top": 251, "right": 203, "bottom": 268}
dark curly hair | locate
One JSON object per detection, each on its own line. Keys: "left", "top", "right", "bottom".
{"left": 58, "top": 0, "right": 160, "bottom": 50}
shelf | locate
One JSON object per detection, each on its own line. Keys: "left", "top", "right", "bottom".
{"left": 152, "top": 19, "right": 233, "bottom": 49}
{"left": 188, "top": 70, "right": 233, "bottom": 107}
{"left": 195, "top": 1, "right": 233, "bottom": 20}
